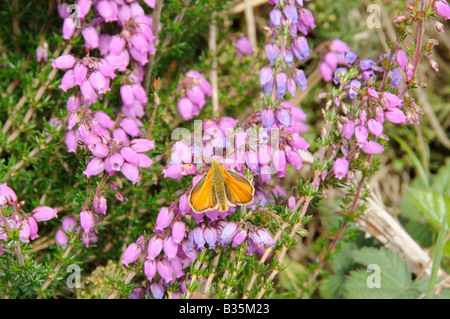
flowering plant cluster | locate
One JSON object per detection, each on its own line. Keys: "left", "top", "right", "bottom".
{"left": 1, "top": 0, "right": 449, "bottom": 300}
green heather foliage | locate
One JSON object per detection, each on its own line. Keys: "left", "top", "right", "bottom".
{"left": 0, "top": 0, "right": 449, "bottom": 299}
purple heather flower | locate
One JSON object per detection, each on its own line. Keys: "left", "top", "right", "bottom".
{"left": 333, "top": 67, "right": 347, "bottom": 84}
{"left": 261, "top": 108, "right": 274, "bottom": 130}
{"left": 343, "top": 120, "right": 355, "bottom": 141}
{"left": 285, "top": 147, "right": 303, "bottom": 169}
{"left": 333, "top": 158, "right": 349, "bottom": 180}
{"left": 276, "top": 72, "right": 287, "bottom": 99}
{"left": 122, "top": 243, "right": 142, "bottom": 266}
{"left": 32, "top": 206, "right": 58, "bottom": 222}
{"left": 204, "top": 227, "right": 218, "bottom": 249}
{"left": 260, "top": 66, "right": 274, "bottom": 94}
{"left": 348, "top": 79, "right": 361, "bottom": 99}
{"left": 293, "top": 69, "right": 307, "bottom": 90}
{"left": 265, "top": 43, "right": 280, "bottom": 65}
{"left": 193, "top": 227, "right": 206, "bottom": 249}
{"left": 273, "top": 149, "right": 287, "bottom": 178}
{"left": 221, "top": 222, "right": 238, "bottom": 245}
{"left": 270, "top": 9, "right": 282, "bottom": 28}
{"left": 77, "top": 0, "right": 91, "bottom": 19}
{"left": 360, "top": 59, "right": 376, "bottom": 71}
{"left": 150, "top": 282, "right": 165, "bottom": 299}
{"left": 292, "top": 36, "right": 309, "bottom": 61}
{"left": 381, "top": 92, "right": 402, "bottom": 109}
{"left": 232, "top": 229, "right": 247, "bottom": 247}
{"left": 284, "top": 4, "right": 298, "bottom": 23}
{"left": 343, "top": 50, "right": 358, "bottom": 65}
{"left": 276, "top": 108, "right": 291, "bottom": 127}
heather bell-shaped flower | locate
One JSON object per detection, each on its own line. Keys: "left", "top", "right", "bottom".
{"left": 32, "top": 206, "right": 58, "bottom": 222}
{"left": 333, "top": 158, "right": 349, "bottom": 180}
{"left": 122, "top": 243, "right": 142, "bottom": 266}
{"left": 235, "top": 36, "right": 253, "bottom": 59}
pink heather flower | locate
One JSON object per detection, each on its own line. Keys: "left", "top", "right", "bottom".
{"left": 120, "top": 84, "right": 134, "bottom": 106}
{"left": 62, "top": 18, "right": 76, "bottom": 40}
{"left": 179, "top": 194, "right": 191, "bottom": 216}
{"left": 157, "top": 259, "right": 174, "bottom": 283}
{"left": 343, "top": 120, "right": 356, "bottom": 141}
{"left": 277, "top": 108, "right": 291, "bottom": 127}
{"left": 109, "top": 153, "right": 124, "bottom": 172}
{"left": 172, "top": 221, "right": 186, "bottom": 244}
{"left": 272, "top": 149, "right": 287, "bottom": 178}
{"left": 28, "top": 217, "right": 39, "bottom": 240}
{"left": 154, "top": 207, "right": 174, "bottom": 232}
{"left": 77, "top": 0, "right": 92, "bottom": 19}
{"left": 177, "top": 97, "right": 195, "bottom": 120}
{"left": 18, "top": 220, "right": 31, "bottom": 243}
{"left": 32, "top": 206, "right": 58, "bottom": 222}
{"left": 355, "top": 125, "right": 369, "bottom": 144}
{"left": 330, "top": 39, "right": 351, "bottom": 53}
{"left": 98, "top": 59, "right": 116, "bottom": 79}
{"left": 289, "top": 133, "right": 310, "bottom": 150}
{"left": 94, "top": 111, "right": 115, "bottom": 130}
{"left": 163, "top": 236, "right": 178, "bottom": 259}
{"left": 361, "top": 140, "right": 384, "bottom": 154}
{"left": 130, "top": 139, "right": 155, "bottom": 153}
{"left": 396, "top": 49, "right": 407, "bottom": 71}
{"left": 285, "top": 148, "right": 303, "bottom": 169}
{"left": 59, "top": 70, "right": 75, "bottom": 92}
{"left": 193, "top": 227, "right": 205, "bottom": 249}
{"left": 36, "top": 40, "right": 49, "bottom": 62}
{"left": 93, "top": 195, "right": 107, "bottom": 215}
{"left": 80, "top": 80, "right": 97, "bottom": 102}
{"left": 82, "top": 26, "right": 99, "bottom": 50}
{"left": 122, "top": 243, "right": 142, "bottom": 266}
{"left": 144, "top": 259, "right": 157, "bottom": 281}
{"left": 284, "top": 4, "right": 298, "bottom": 23}
{"left": 187, "top": 85, "right": 206, "bottom": 108}
{"left": 80, "top": 209, "right": 94, "bottom": 233}
{"left": 381, "top": 92, "right": 402, "bottom": 109}
{"left": 73, "top": 63, "right": 88, "bottom": 86}
{"left": 89, "top": 71, "right": 110, "bottom": 94}
{"left": 52, "top": 54, "right": 76, "bottom": 69}
{"left": 333, "top": 158, "right": 349, "bottom": 180}
{"left": 121, "top": 118, "right": 142, "bottom": 137}
{"left": 367, "top": 118, "right": 383, "bottom": 137}
{"left": 199, "top": 78, "right": 212, "bottom": 97}
{"left": 319, "top": 62, "right": 333, "bottom": 82}
{"left": 435, "top": 0, "right": 450, "bottom": 19}
{"left": 121, "top": 162, "right": 141, "bottom": 184}
{"left": 147, "top": 237, "right": 163, "bottom": 260}
{"left": 235, "top": 36, "right": 253, "bottom": 59}
{"left": 83, "top": 158, "right": 105, "bottom": 178}
{"left": 232, "top": 229, "right": 247, "bottom": 248}
{"left": 162, "top": 163, "right": 184, "bottom": 179}
{"left": 132, "top": 84, "right": 148, "bottom": 103}
{"left": 97, "top": 0, "right": 116, "bottom": 22}
{"left": 120, "top": 147, "right": 139, "bottom": 165}
{"left": 55, "top": 229, "right": 68, "bottom": 247}
{"left": 62, "top": 217, "right": 77, "bottom": 232}
{"left": 88, "top": 140, "right": 109, "bottom": 158}
{"left": 385, "top": 107, "right": 407, "bottom": 124}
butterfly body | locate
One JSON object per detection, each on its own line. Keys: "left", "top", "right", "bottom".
{"left": 189, "top": 159, "right": 255, "bottom": 214}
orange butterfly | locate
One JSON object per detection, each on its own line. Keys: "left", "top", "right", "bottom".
{"left": 188, "top": 159, "right": 255, "bottom": 213}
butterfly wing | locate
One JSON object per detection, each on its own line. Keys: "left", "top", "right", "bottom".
{"left": 189, "top": 171, "right": 219, "bottom": 213}
{"left": 223, "top": 169, "right": 255, "bottom": 206}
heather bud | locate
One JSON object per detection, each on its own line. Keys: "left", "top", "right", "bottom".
{"left": 32, "top": 206, "right": 58, "bottom": 222}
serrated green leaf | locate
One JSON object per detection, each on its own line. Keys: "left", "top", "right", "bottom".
{"left": 344, "top": 247, "right": 419, "bottom": 299}
{"left": 407, "top": 189, "right": 450, "bottom": 230}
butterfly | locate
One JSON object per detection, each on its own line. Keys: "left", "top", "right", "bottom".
{"left": 188, "top": 158, "right": 255, "bottom": 213}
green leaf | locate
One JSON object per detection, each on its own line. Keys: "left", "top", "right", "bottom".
{"left": 344, "top": 247, "right": 419, "bottom": 299}
{"left": 407, "top": 189, "right": 450, "bottom": 230}
{"left": 431, "top": 162, "right": 450, "bottom": 194}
